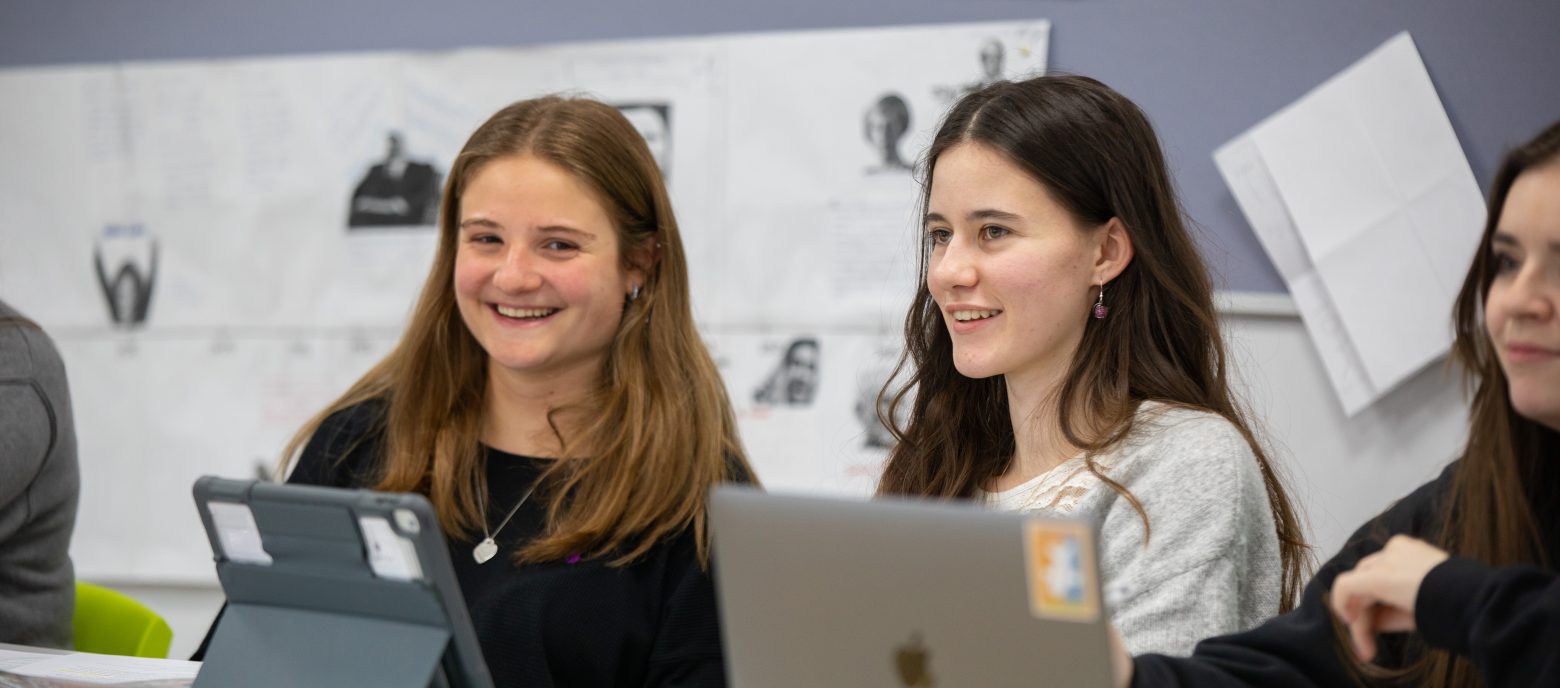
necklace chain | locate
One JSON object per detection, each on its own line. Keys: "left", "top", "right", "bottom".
{"left": 472, "top": 477, "right": 541, "bottom": 564}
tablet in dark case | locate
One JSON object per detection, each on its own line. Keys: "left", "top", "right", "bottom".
{"left": 192, "top": 476, "right": 493, "bottom": 688}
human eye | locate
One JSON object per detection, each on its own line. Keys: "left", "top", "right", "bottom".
{"left": 981, "top": 225, "right": 1011, "bottom": 240}
{"left": 541, "top": 239, "right": 580, "bottom": 253}
{"left": 926, "top": 227, "right": 952, "bottom": 246}
{"left": 467, "top": 233, "right": 502, "bottom": 246}
{"left": 1492, "top": 249, "right": 1520, "bottom": 276}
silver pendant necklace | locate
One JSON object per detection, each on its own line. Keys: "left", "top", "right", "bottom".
{"left": 472, "top": 480, "right": 540, "bottom": 565}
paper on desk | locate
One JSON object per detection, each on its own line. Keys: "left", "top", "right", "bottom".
{"left": 0, "top": 649, "right": 197, "bottom": 686}
{"left": 1215, "top": 32, "right": 1484, "bottom": 414}
{"left": 0, "top": 649, "right": 43, "bottom": 672}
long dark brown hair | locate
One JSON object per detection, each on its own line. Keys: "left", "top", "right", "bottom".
{"left": 1349, "top": 119, "right": 1560, "bottom": 687}
{"left": 876, "top": 74, "right": 1307, "bottom": 610}
{"left": 282, "top": 96, "right": 752, "bottom": 567}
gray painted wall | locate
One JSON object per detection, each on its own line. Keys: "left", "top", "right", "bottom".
{"left": 4, "top": 0, "right": 1558, "bottom": 293}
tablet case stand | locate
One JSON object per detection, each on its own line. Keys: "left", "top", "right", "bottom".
{"left": 195, "top": 604, "right": 454, "bottom": 688}
{"left": 192, "top": 477, "right": 490, "bottom": 688}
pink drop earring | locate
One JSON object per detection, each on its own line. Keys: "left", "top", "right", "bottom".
{"left": 1093, "top": 284, "right": 1108, "bottom": 320}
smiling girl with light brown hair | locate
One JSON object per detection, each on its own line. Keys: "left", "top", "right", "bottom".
{"left": 199, "top": 95, "right": 753, "bottom": 686}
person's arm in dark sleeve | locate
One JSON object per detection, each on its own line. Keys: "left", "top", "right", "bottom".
{"left": 1131, "top": 542, "right": 1365, "bottom": 687}
{"left": 1132, "top": 465, "right": 1456, "bottom": 687}
{"left": 1415, "top": 558, "right": 1560, "bottom": 687}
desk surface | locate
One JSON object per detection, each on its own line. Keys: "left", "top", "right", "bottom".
{"left": 0, "top": 643, "right": 196, "bottom": 687}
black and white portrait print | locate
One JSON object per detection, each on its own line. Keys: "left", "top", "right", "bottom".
{"left": 93, "top": 223, "right": 157, "bottom": 328}
{"left": 614, "top": 103, "right": 673, "bottom": 179}
{"left": 863, "top": 93, "right": 913, "bottom": 174}
{"left": 347, "top": 131, "right": 443, "bottom": 228}
{"left": 978, "top": 38, "right": 1005, "bottom": 85}
{"left": 934, "top": 37, "right": 1010, "bottom": 103}
{"left": 753, "top": 336, "right": 821, "bottom": 407}
{"left": 853, "top": 357, "right": 912, "bottom": 450}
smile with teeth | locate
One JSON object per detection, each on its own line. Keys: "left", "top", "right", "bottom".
{"left": 495, "top": 304, "right": 559, "bottom": 320}
{"left": 952, "top": 309, "right": 1001, "bottom": 322}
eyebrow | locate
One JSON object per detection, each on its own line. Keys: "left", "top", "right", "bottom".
{"left": 923, "top": 209, "right": 1024, "bottom": 226}
{"left": 459, "top": 218, "right": 500, "bottom": 231}
{"left": 459, "top": 218, "right": 593, "bottom": 239}
{"left": 537, "top": 225, "right": 593, "bottom": 240}
{"left": 1491, "top": 232, "right": 1560, "bottom": 252}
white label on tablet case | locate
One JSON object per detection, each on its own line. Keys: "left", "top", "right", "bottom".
{"left": 358, "top": 516, "right": 424, "bottom": 582}
{"left": 207, "top": 502, "right": 273, "bottom": 565}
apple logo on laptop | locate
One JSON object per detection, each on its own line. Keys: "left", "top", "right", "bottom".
{"left": 895, "top": 632, "right": 934, "bottom": 687}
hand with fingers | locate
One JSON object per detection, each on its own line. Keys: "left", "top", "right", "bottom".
{"left": 1328, "top": 535, "right": 1450, "bottom": 662}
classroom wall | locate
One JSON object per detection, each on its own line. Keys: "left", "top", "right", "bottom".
{"left": 6, "top": 1, "right": 1558, "bottom": 294}
{"left": 4, "top": 0, "right": 1547, "bottom": 659}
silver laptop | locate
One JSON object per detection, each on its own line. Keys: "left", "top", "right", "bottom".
{"left": 710, "top": 487, "right": 1115, "bottom": 687}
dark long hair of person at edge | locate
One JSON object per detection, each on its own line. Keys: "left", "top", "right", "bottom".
{"left": 1333, "top": 119, "right": 1560, "bottom": 688}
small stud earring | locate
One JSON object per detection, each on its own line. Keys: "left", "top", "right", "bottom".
{"left": 1093, "top": 284, "right": 1108, "bottom": 320}
{"left": 629, "top": 285, "right": 642, "bottom": 302}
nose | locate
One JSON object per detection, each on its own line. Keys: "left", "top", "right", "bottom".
{"left": 492, "top": 246, "right": 544, "bottom": 293}
{"left": 1495, "top": 259, "right": 1557, "bottom": 324}
{"left": 928, "top": 235, "right": 978, "bottom": 294}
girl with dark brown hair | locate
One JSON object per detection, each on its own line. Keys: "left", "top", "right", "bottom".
{"left": 876, "top": 74, "right": 1307, "bottom": 656}
{"left": 1127, "top": 120, "right": 1560, "bottom": 687}
{"left": 197, "top": 96, "right": 753, "bottom": 686}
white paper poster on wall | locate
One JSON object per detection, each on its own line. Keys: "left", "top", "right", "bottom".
{"left": 718, "top": 21, "right": 1050, "bottom": 326}
{"left": 0, "top": 20, "right": 1047, "bottom": 582}
{"left": 710, "top": 331, "right": 909, "bottom": 496}
{"left": 1213, "top": 32, "right": 1484, "bottom": 416}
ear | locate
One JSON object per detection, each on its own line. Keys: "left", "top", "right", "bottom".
{"left": 1092, "top": 217, "right": 1133, "bottom": 285}
{"left": 625, "top": 237, "right": 661, "bottom": 292}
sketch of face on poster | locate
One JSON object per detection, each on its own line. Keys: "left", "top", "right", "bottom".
{"left": 347, "top": 131, "right": 443, "bottom": 229}
{"left": 863, "top": 93, "right": 913, "bottom": 174}
{"left": 979, "top": 38, "right": 1005, "bottom": 83}
{"left": 615, "top": 103, "right": 673, "bottom": 179}
{"left": 935, "top": 37, "right": 1010, "bottom": 103}
{"left": 853, "top": 343, "right": 912, "bottom": 450}
{"left": 754, "top": 337, "right": 820, "bottom": 407}
{"left": 854, "top": 368, "right": 911, "bottom": 451}
{"left": 93, "top": 223, "right": 157, "bottom": 329}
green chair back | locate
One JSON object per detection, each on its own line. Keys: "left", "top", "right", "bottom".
{"left": 72, "top": 581, "right": 174, "bottom": 658}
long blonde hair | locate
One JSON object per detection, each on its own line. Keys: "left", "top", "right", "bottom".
{"left": 282, "top": 96, "right": 751, "bottom": 567}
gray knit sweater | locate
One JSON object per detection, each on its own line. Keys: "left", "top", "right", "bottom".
{"left": 984, "top": 402, "right": 1282, "bottom": 657}
{"left": 0, "top": 300, "right": 79, "bottom": 648}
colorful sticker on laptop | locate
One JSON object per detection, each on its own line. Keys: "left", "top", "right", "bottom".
{"left": 1022, "top": 519, "right": 1100, "bottom": 622}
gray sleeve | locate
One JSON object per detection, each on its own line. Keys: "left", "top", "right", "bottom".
{"left": 1111, "top": 553, "right": 1244, "bottom": 656}
{"left": 1097, "top": 413, "right": 1282, "bottom": 657}
{"left": 0, "top": 379, "right": 53, "bottom": 505}
{"left": 0, "top": 317, "right": 80, "bottom": 648}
